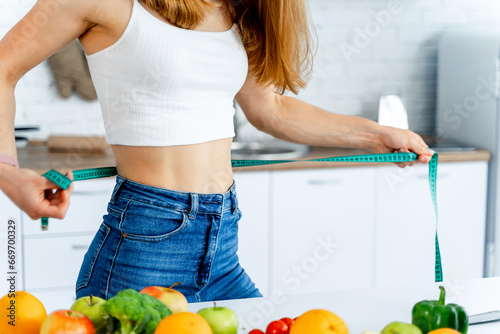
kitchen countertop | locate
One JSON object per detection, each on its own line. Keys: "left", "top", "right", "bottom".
{"left": 17, "top": 143, "right": 491, "bottom": 174}
{"left": 189, "top": 277, "right": 500, "bottom": 334}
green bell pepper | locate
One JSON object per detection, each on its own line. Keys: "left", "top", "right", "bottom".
{"left": 412, "top": 286, "right": 468, "bottom": 334}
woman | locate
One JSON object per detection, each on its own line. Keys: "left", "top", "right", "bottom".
{"left": 0, "top": 0, "right": 434, "bottom": 302}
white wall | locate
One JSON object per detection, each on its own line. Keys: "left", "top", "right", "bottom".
{"left": 2, "top": 0, "right": 500, "bottom": 140}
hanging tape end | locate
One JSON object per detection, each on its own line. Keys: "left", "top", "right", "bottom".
{"left": 41, "top": 217, "right": 49, "bottom": 231}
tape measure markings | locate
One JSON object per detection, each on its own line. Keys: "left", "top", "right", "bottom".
{"left": 42, "top": 170, "right": 72, "bottom": 190}
{"left": 230, "top": 152, "right": 420, "bottom": 167}
{"left": 73, "top": 167, "right": 120, "bottom": 181}
{"left": 429, "top": 154, "right": 442, "bottom": 282}
{"left": 41, "top": 152, "right": 441, "bottom": 282}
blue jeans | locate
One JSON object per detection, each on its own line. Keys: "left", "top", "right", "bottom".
{"left": 75, "top": 175, "right": 262, "bottom": 302}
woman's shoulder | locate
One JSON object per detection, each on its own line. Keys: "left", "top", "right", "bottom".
{"left": 41, "top": 0, "right": 133, "bottom": 31}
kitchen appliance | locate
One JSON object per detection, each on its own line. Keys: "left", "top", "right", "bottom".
{"left": 436, "top": 31, "right": 500, "bottom": 276}
{"left": 378, "top": 94, "right": 409, "bottom": 130}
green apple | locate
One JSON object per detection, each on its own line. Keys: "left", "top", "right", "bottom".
{"left": 381, "top": 322, "right": 422, "bottom": 334}
{"left": 70, "top": 295, "right": 107, "bottom": 333}
{"left": 197, "top": 303, "right": 239, "bottom": 334}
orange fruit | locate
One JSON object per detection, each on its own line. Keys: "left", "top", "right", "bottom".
{"left": 428, "top": 330, "right": 461, "bottom": 334}
{"left": 290, "top": 309, "right": 349, "bottom": 334}
{"left": 0, "top": 291, "right": 47, "bottom": 334}
{"left": 154, "top": 312, "right": 212, "bottom": 334}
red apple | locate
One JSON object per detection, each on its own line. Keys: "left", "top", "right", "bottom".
{"left": 140, "top": 282, "right": 188, "bottom": 314}
{"left": 40, "top": 309, "right": 95, "bottom": 334}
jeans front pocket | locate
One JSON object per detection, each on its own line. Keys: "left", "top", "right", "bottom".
{"left": 76, "top": 223, "right": 111, "bottom": 291}
{"left": 120, "top": 200, "right": 189, "bottom": 242}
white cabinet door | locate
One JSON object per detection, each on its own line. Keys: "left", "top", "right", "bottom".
{"left": 0, "top": 192, "right": 23, "bottom": 292}
{"left": 23, "top": 235, "right": 94, "bottom": 290}
{"left": 271, "top": 168, "right": 376, "bottom": 295}
{"left": 233, "top": 171, "right": 270, "bottom": 297}
{"left": 375, "top": 161, "right": 488, "bottom": 287}
{"left": 434, "top": 162, "right": 487, "bottom": 281}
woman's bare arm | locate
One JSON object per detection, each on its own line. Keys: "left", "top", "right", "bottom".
{"left": 0, "top": 0, "right": 101, "bottom": 219}
{"left": 236, "top": 69, "right": 434, "bottom": 168}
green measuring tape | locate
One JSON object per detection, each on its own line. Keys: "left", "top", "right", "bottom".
{"left": 41, "top": 152, "right": 442, "bottom": 282}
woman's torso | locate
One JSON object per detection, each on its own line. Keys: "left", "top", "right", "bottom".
{"left": 78, "top": 0, "right": 239, "bottom": 194}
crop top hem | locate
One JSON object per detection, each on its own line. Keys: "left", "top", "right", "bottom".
{"left": 105, "top": 134, "right": 236, "bottom": 147}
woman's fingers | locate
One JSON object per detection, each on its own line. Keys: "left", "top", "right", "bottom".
{"left": 36, "top": 171, "right": 74, "bottom": 219}
{"left": 408, "top": 135, "right": 435, "bottom": 163}
{"left": 1, "top": 167, "right": 74, "bottom": 220}
{"left": 398, "top": 134, "right": 435, "bottom": 166}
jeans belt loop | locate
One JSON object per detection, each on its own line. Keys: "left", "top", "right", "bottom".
{"left": 231, "top": 187, "right": 238, "bottom": 214}
{"left": 110, "top": 176, "right": 126, "bottom": 205}
{"left": 189, "top": 193, "right": 199, "bottom": 220}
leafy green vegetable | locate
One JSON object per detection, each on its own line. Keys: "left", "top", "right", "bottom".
{"left": 100, "top": 289, "right": 172, "bottom": 334}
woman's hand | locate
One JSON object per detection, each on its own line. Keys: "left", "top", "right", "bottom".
{"left": 371, "top": 126, "right": 435, "bottom": 168}
{"left": 0, "top": 164, "right": 74, "bottom": 220}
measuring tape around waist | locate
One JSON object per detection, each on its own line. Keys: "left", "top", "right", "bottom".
{"left": 41, "top": 152, "right": 442, "bottom": 282}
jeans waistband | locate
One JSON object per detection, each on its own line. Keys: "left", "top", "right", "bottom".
{"left": 109, "top": 175, "right": 239, "bottom": 217}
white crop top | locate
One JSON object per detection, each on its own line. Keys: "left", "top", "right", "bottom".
{"left": 86, "top": 0, "right": 249, "bottom": 146}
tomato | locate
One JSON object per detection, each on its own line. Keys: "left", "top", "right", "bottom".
{"left": 280, "top": 317, "right": 294, "bottom": 328}
{"left": 266, "top": 320, "right": 289, "bottom": 334}
{"left": 249, "top": 330, "right": 265, "bottom": 334}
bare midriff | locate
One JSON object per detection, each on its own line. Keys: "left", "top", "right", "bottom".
{"left": 111, "top": 138, "right": 235, "bottom": 194}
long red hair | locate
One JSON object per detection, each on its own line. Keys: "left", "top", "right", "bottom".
{"left": 143, "top": 0, "right": 315, "bottom": 94}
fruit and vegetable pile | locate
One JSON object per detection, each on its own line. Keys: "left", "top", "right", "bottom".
{"left": 0, "top": 285, "right": 470, "bottom": 334}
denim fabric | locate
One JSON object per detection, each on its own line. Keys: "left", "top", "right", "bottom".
{"left": 75, "top": 175, "right": 262, "bottom": 302}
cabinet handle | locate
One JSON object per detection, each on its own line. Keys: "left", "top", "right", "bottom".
{"left": 71, "top": 190, "right": 111, "bottom": 196}
{"left": 72, "top": 245, "right": 89, "bottom": 251}
{"left": 307, "top": 179, "right": 342, "bottom": 186}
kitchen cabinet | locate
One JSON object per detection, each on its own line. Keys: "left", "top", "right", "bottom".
{"left": 375, "top": 161, "right": 488, "bottom": 287}
{"left": 270, "top": 168, "right": 376, "bottom": 294}
{"left": 233, "top": 172, "right": 271, "bottom": 297}
{"left": 24, "top": 235, "right": 95, "bottom": 290}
